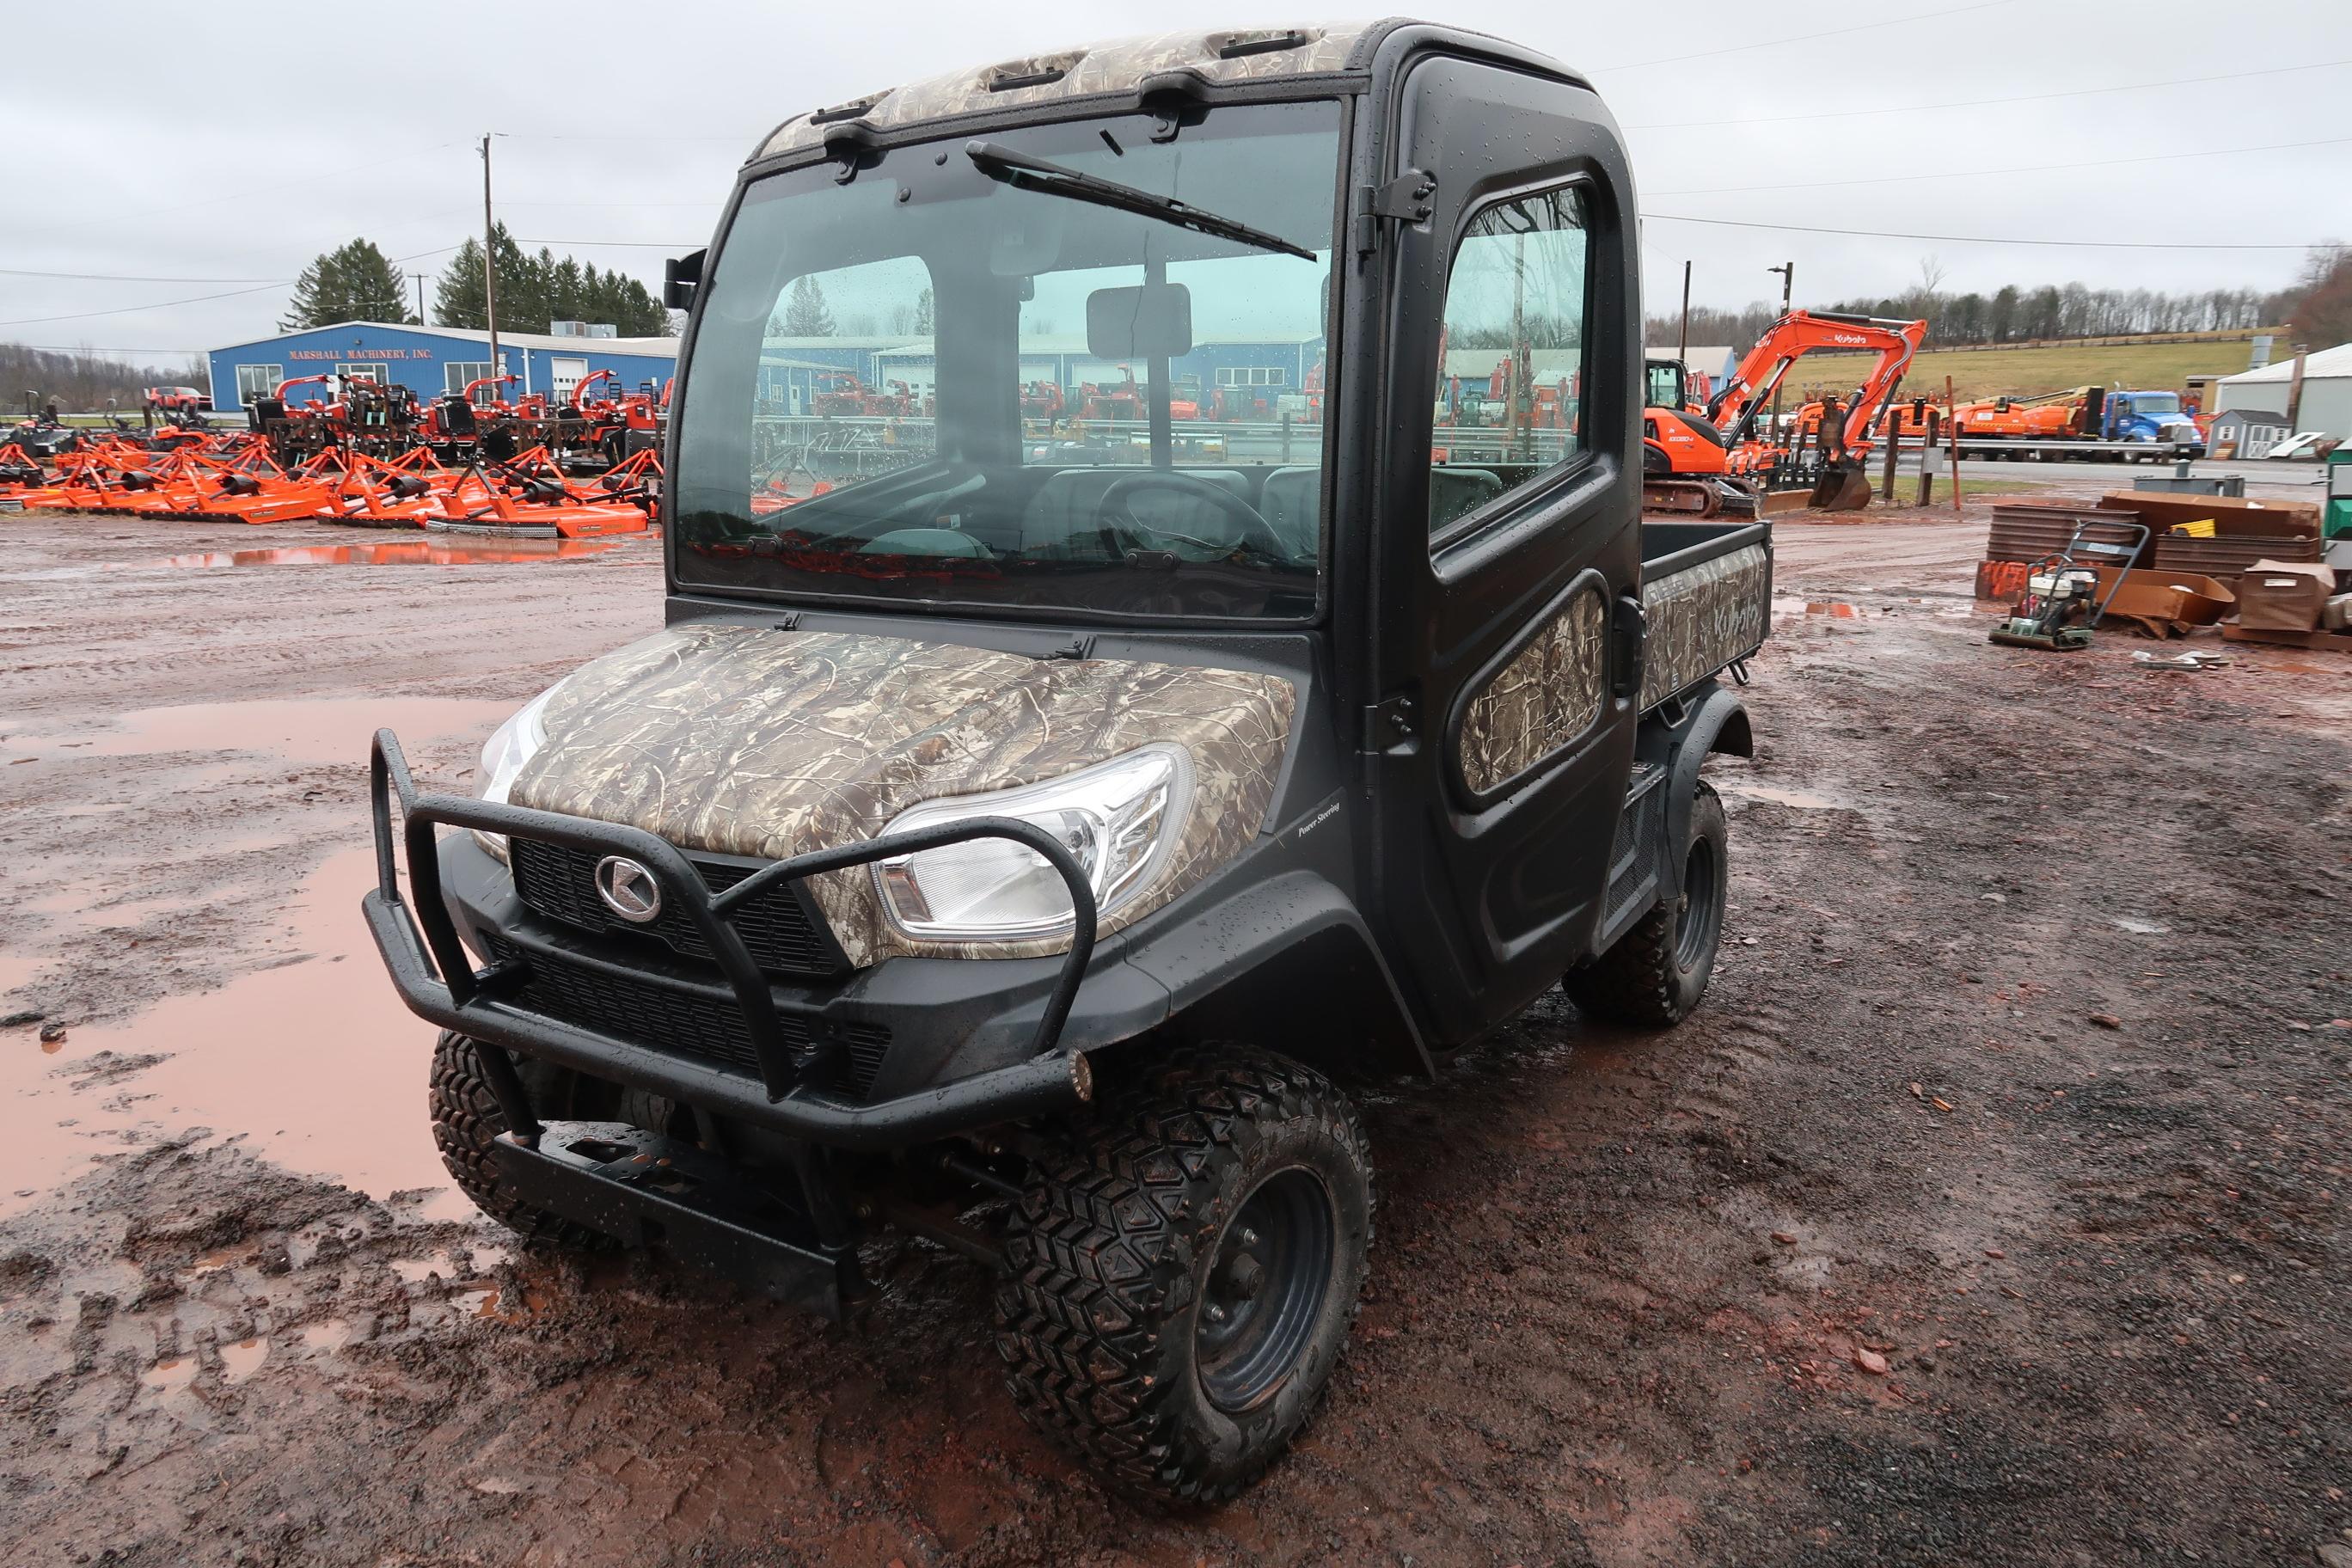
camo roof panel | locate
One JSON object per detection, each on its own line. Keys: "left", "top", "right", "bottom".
{"left": 754, "top": 21, "right": 1391, "bottom": 162}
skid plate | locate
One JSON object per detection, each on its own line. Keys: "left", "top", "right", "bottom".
{"left": 490, "top": 1120, "right": 861, "bottom": 1317}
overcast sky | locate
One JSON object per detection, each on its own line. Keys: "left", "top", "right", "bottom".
{"left": 5, "top": 1, "right": 2348, "bottom": 368}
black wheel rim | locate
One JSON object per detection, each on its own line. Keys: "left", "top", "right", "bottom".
{"left": 1195, "top": 1167, "right": 1335, "bottom": 1412}
{"left": 1674, "top": 835, "right": 1723, "bottom": 971}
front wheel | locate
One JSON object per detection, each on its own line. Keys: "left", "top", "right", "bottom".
{"left": 995, "top": 1045, "right": 1374, "bottom": 1505}
{"left": 1565, "top": 781, "right": 1730, "bottom": 1026}
{"left": 428, "top": 1032, "right": 617, "bottom": 1252}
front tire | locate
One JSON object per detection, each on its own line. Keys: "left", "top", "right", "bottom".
{"left": 428, "top": 1032, "right": 617, "bottom": 1251}
{"left": 995, "top": 1045, "right": 1374, "bottom": 1505}
{"left": 1565, "top": 781, "right": 1730, "bottom": 1026}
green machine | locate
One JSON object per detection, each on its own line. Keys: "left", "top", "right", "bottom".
{"left": 2329, "top": 445, "right": 2352, "bottom": 539}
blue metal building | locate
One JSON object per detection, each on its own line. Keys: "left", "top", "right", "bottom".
{"left": 205, "top": 322, "right": 678, "bottom": 413}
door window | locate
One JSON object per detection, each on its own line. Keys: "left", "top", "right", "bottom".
{"left": 1430, "top": 186, "right": 1592, "bottom": 541}
{"left": 336, "top": 363, "right": 386, "bottom": 384}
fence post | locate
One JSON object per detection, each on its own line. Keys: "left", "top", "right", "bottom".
{"left": 1917, "top": 411, "right": 1938, "bottom": 507}
{"left": 1945, "top": 375, "right": 1963, "bottom": 516}
{"left": 1879, "top": 416, "right": 1901, "bottom": 503}
{"left": 1281, "top": 411, "right": 1292, "bottom": 463}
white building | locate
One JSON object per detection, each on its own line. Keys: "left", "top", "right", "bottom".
{"left": 2212, "top": 341, "right": 2352, "bottom": 441}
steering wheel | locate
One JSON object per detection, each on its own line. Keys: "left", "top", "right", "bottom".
{"left": 1094, "top": 471, "right": 1293, "bottom": 565}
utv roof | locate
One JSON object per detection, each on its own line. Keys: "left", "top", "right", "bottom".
{"left": 751, "top": 18, "right": 1548, "bottom": 163}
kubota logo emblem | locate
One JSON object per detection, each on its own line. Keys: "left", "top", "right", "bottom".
{"left": 594, "top": 855, "right": 663, "bottom": 923}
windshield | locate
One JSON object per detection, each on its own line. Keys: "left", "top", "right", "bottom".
{"left": 2126, "top": 393, "right": 2181, "bottom": 415}
{"left": 673, "top": 101, "right": 1340, "bottom": 623}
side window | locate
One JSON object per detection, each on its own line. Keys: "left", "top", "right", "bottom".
{"left": 235, "top": 364, "right": 282, "bottom": 403}
{"left": 1431, "top": 186, "right": 1592, "bottom": 541}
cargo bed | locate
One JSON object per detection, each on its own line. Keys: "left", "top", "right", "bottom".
{"left": 1638, "top": 519, "right": 1773, "bottom": 711}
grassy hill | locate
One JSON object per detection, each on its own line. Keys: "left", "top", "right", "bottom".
{"left": 1778, "top": 334, "right": 2276, "bottom": 404}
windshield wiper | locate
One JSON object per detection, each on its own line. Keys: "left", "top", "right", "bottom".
{"left": 964, "top": 140, "right": 1314, "bottom": 261}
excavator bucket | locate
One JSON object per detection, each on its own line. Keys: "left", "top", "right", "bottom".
{"left": 1808, "top": 465, "right": 1876, "bottom": 511}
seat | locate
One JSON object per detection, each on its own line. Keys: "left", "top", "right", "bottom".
{"left": 1259, "top": 465, "right": 1322, "bottom": 560}
{"left": 1429, "top": 467, "right": 1504, "bottom": 533}
{"left": 1020, "top": 467, "right": 1253, "bottom": 560}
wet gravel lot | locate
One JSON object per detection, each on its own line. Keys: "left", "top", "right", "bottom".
{"left": 1, "top": 503, "right": 2347, "bottom": 1565}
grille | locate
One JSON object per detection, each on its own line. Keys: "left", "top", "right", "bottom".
{"left": 481, "top": 934, "right": 888, "bottom": 1098}
{"left": 509, "top": 838, "right": 842, "bottom": 978}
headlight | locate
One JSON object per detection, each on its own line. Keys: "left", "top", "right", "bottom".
{"left": 472, "top": 683, "right": 563, "bottom": 864}
{"left": 873, "top": 744, "right": 1194, "bottom": 942}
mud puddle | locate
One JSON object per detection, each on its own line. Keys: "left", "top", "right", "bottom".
{"left": 149, "top": 539, "right": 628, "bottom": 569}
{"left": 1, "top": 844, "right": 449, "bottom": 1216}
{"left": 2, "top": 693, "right": 512, "bottom": 767}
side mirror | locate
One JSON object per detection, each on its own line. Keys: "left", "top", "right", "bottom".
{"left": 1087, "top": 283, "right": 1192, "bottom": 360}
{"left": 663, "top": 249, "right": 704, "bottom": 310}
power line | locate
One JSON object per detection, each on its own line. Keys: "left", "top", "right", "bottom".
{"left": 0, "top": 266, "right": 282, "bottom": 284}
{"left": 1645, "top": 212, "right": 2327, "bottom": 250}
{"left": 1650, "top": 135, "right": 2352, "bottom": 197}
{"left": 1623, "top": 57, "right": 2352, "bottom": 130}
{"left": 0, "top": 244, "right": 462, "bottom": 329}
{"left": 515, "top": 237, "right": 700, "bottom": 249}
{"left": 1600, "top": 0, "right": 2020, "bottom": 70}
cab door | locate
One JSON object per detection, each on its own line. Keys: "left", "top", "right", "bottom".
{"left": 1354, "top": 53, "right": 1644, "bottom": 1050}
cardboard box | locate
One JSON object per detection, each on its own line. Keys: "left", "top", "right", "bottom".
{"left": 2235, "top": 559, "right": 2338, "bottom": 632}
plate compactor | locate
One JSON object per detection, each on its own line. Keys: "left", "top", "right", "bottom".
{"left": 1988, "top": 521, "right": 2150, "bottom": 652}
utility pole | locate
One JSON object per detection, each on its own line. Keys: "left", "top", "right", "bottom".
{"left": 1766, "top": 260, "right": 1794, "bottom": 436}
{"left": 481, "top": 133, "right": 500, "bottom": 381}
{"left": 1676, "top": 260, "right": 1691, "bottom": 370}
{"left": 413, "top": 273, "right": 426, "bottom": 328}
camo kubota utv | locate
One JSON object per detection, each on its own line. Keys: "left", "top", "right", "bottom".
{"left": 362, "top": 19, "right": 1773, "bottom": 1504}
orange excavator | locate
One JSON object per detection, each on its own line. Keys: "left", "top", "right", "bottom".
{"left": 1643, "top": 309, "right": 1926, "bottom": 516}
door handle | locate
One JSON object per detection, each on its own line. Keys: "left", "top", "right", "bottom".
{"left": 1611, "top": 594, "right": 1645, "bottom": 701}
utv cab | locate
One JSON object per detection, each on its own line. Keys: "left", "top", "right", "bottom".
{"left": 364, "top": 18, "right": 1771, "bottom": 1504}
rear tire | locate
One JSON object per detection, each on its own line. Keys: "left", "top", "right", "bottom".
{"left": 1565, "top": 782, "right": 1729, "bottom": 1027}
{"left": 428, "top": 1032, "right": 617, "bottom": 1251}
{"left": 995, "top": 1045, "right": 1374, "bottom": 1505}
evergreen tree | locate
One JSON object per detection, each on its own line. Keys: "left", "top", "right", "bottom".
{"left": 432, "top": 224, "right": 673, "bottom": 336}
{"left": 781, "top": 275, "right": 835, "bottom": 336}
{"left": 280, "top": 239, "right": 413, "bottom": 330}
{"left": 915, "top": 286, "right": 934, "bottom": 335}
{"left": 432, "top": 224, "right": 535, "bottom": 331}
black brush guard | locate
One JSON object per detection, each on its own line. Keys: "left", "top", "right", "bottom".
{"left": 363, "top": 729, "right": 1103, "bottom": 1314}
{"left": 362, "top": 727, "right": 1100, "bottom": 1148}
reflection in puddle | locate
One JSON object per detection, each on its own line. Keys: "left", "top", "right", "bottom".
{"left": 150, "top": 540, "right": 628, "bottom": 569}
{"left": 0, "top": 846, "right": 450, "bottom": 1216}
{"left": 221, "top": 1337, "right": 269, "bottom": 1384}
{"left": 300, "top": 1319, "right": 352, "bottom": 1354}
{"left": 2, "top": 695, "right": 512, "bottom": 766}
{"left": 392, "top": 1253, "right": 455, "bottom": 1285}
{"left": 142, "top": 1357, "right": 197, "bottom": 1393}
{"left": 1772, "top": 597, "right": 1865, "bottom": 620}
{"left": 1720, "top": 781, "right": 1844, "bottom": 812}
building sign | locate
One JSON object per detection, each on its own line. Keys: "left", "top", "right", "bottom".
{"left": 284, "top": 346, "right": 433, "bottom": 361}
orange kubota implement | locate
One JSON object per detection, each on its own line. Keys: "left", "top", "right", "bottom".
{"left": 1645, "top": 309, "right": 1926, "bottom": 515}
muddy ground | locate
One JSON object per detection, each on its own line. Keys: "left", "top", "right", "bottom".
{"left": 1, "top": 499, "right": 2347, "bottom": 1566}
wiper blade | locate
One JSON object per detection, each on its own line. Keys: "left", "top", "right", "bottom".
{"left": 964, "top": 139, "right": 1314, "bottom": 261}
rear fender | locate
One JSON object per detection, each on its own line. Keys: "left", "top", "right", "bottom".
{"left": 1647, "top": 682, "right": 1752, "bottom": 895}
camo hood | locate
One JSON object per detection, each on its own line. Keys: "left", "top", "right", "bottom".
{"left": 507, "top": 622, "right": 1296, "bottom": 963}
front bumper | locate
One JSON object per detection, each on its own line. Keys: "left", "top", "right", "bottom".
{"left": 364, "top": 729, "right": 1114, "bottom": 1153}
